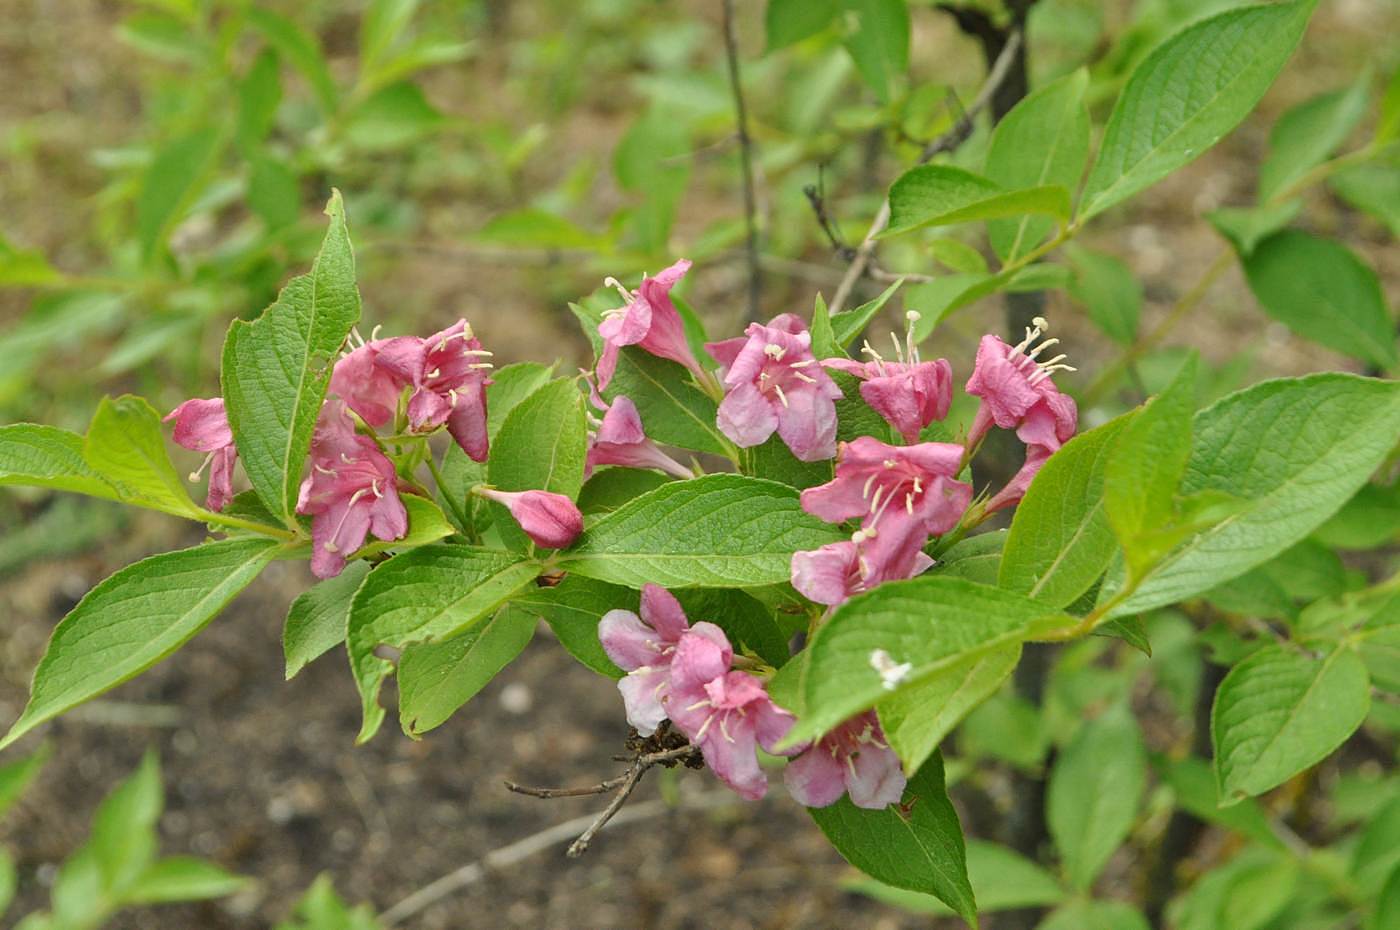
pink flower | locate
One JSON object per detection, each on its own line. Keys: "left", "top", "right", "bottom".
{"left": 666, "top": 624, "right": 799, "bottom": 801}
{"left": 296, "top": 402, "right": 408, "bottom": 579}
{"left": 374, "top": 320, "right": 494, "bottom": 461}
{"left": 474, "top": 488, "right": 583, "bottom": 549}
{"left": 705, "top": 313, "right": 844, "bottom": 462}
{"left": 164, "top": 397, "right": 238, "bottom": 512}
{"left": 599, "top": 584, "right": 693, "bottom": 735}
{"left": 329, "top": 337, "right": 407, "bottom": 429}
{"left": 823, "top": 312, "right": 953, "bottom": 444}
{"left": 586, "top": 394, "right": 692, "bottom": 479}
{"left": 784, "top": 711, "right": 906, "bottom": 809}
{"left": 800, "top": 437, "right": 971, "bottom": 584}
{"left": 965, "top": 318, "right": 1077, "bottom": 451}
{"left": 790, "top": 539, "right": 933, "bottom": 607}
{"left": 596, "top": 259, "right": 704, "bottom": 390}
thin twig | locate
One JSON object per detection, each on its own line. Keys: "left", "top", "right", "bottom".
{"left": 377, "top": 788, "right": 739, "bottom": 926}
{"left": 828, "top": 29, "right": 1023, "bottom": 314}
{"left": 721, "top": 0, "right": 762, "bottom": 322}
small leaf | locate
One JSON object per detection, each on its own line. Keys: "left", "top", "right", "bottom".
{"left": 1258, "top": 76, "right": 1370, "bottom": 202}
{"left": 1329, "top": 162, "right": 1400, "bottom": 237}
{"left": 513, "top": 574, "right": 635, "bottom": 678}
{"left": 830, "top": 279, "right": 903, "bottom": 349}
{"left": 0, "top": 743, "right": 51, "bottom": 821}
{"left": 0, "top": 232, "right": 61, "bottom": 286}
{"left": 236, "top": 49, "right": 282, "bottom": 156}
{"left": 765, "top": 0, "right": 838, "bottom": 50}
{"left": 83, "top": 395, "right": 201, "bottom": 518}
{"left": 247, "top": 7, "right": 338, "bottom": 115}
{"left": 486, "top": 378, "right": 588, "bottom": 552}
{"left": 1206, "top": 200, "right": 1301, "bottom": 256}
{"left": 839, "top": 0, "right": 909, "bottom": 103}
{"left": 1213, "top": 643, "right": 1370, "bottom": 805}
{"left": 1037, "top": 900, "right": 1149, "bottom": 930}
{"left": 90, "top": 751, "right": 162, "bottom": 893}
{"left": 1155, "top": 755, "right": 1281, "bottom": 848}
{"left": 809, "top": 753, "right": 975, "bottom": 923}
{"left": 0, "top": 849, "right": 13, "bottom": 917}
{"left": 248, "top": 155, "right": 301, "bottom": 230}
{"left": 124, "top": 857, "right": 247, "bottom": 904}
{"left": 136, "top": 129, "right": 223, "bottom": 263}
{"left": 360, "top": 0, "right": 419, "bottom": 72}
{"left": 283, "top": 561, "right": 371, "bottom": 679}
{"left": 886, "top": 165, "right": 1069, "bottom": 236}
{"left": 844, "top": 839, "right": 1064, "bottom": 915}
{"left": 343, "top": 81, "right": 444, "bottom": 151}
{"left": 1066, "top": 244, "right": 1141, "bottom": 345}
{"left": 0, "top": 538, "right": 282, "bottom": 750}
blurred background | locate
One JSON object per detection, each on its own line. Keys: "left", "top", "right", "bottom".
{"left": 1, "top": 0, "right": 1397, "bottom": 927}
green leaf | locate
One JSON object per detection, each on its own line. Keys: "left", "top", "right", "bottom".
{"left": 1353, "top": 796, "right": 1400, "bottom": 894}
{"left": 1212, "top": 643, "right": 1370, "bottom": 805}
{"left": 90, "top": 751, "right": 162, "bottom": 894}
{"left": 1329, "top": 162, "right": 1400, "bottom": 237}
{"left": 248, "top": 155, "right": 301, "bottom": 230}
{"left": 236, "top": 49, "right": 282, "bottom": 156}
{"left": 1080, "top": 0, "right": 1316, "bottom": 219}
{"left": 346, "top": 545, "right": 538, "bottom": 743}
{"left": 1242, "top": 231, "right": 1398, "bottom": 369}
{"left": 84, "top": 394, "right": 201, "bottom": 518}
{"left": 560, "top": 474, "right": 842, "bottom": 588}
{"left": 1037, "top": 900, "right": 1149, "bottom": 930}
{"left": 1372, "top": 863, "right": 1400, "bottom": 930}
{"left": 766, "top": 0, "right": 838, "bottom": 51}
{"left": 877, "top": 645, "right": 1020, "bottom": 776}
{"left": 360, "top": 0, "right": 418, "bottom": 72}
{"left": 283, "top": 561, "right": 371, "bottom": 679}
{"left": 352, "top": 493, "right": 453, "bottom": 557}
{"left": 809, "top": 753, "right": 974, "bottom": 923}
{"left": 1105, "top": 357, "right": 1197, "bottom": 576}
{"left": 602, "top": 349, "right": 729, "bottom": 456}
{"left": 614, "top": 107, "right": 690, "bottom": 252}
{"left": 0, "top": 538, "right": 281, "bottom": 750}
{"left": 1066, "top": 244, "right": 1141, "bottom": 345}
{"left": 839, "top": 0, "right": 910, "bottom": 103}
{"left": 513, "top": 574, "right": 634, "bottom": 678}
{"left": 1155, "top": 755, "right": 1281, "bottom": 847}
{"left": 398, "top": 604, "right": 536, "bottom": 737}
{"left": 1313, "top": 482, "right": 1400, "bottom": 550}
{"left": 785, "top": 576, "right": 1071, "bottom": 745}
{"left": 486, "top": 378, "right": 588, "bottom": 551}
{"left": 844, "top": 839, "right": 1064, "bottom": 915}
{"left": 1000, "top": 414, "right": 1132, "bottom": 609}
{"left": 0, "top": 232, "right": 61, "bottom": 286}
{"left": 476, "top": 209, "right": 602, "bottom": 250}
{"left": 675, "top": 589, "right": 790, "bottom": 668}
{"left": 222, "top": 191, "right": 361, "bottom": 525}
{"left": 830, "top": 279, "right": 903, "bottom": 350}
{"left": 932, "top": 530, "right": 1005, "bottom": 584}
{"left": 578, "top": 467, "right": 672, "bottom": 514}
{"left": 125, "top": 857, "right": 247, "bottom": 904}
{"left": 1172, "top": 845, "right": 1299, "bottom": 930}
{"left": 0, "top": 849, "right": 13, "bottom": 917}
{"left": 1047, "top": 703, "right": 1146, "bottom": 889}
{"left": 748, "top": 433, "right": 834, "bottom": 490}
{"left": 277, "top": 873, "right": 381, "bottom": 930}
{"left": 928, "top": 237, "right": 988, "bottom": 275}
{"left": 247, "top": 7, "right": 338, "bottom": 115}
{"left": 343, "top": 81, "right": 444, "bottom": 151}
{"left": 0, "top": 424, "right": 118, "bottom": 500}
{"left": 986, "top": 68, "right": 1091, "bottom": 262}
{"left": 118, "top": 11, "right": 205, "bottom": 62}
{"left": 1206, "top": 200, "right": 1301, "bottom": 256}
{"left": 1107, "top": 375, "right": 1400, "bottom": 616}
{"left": 886, "top": 165, "right": 1069, "bottom": 236}
{"left": 0, "top": 743, "right": 50, "bottom": 821}
{"left": 136, "top": 129, "right": 223, "bottom": 263}
{"left": 1258, "top": 76, "right": 1370, "bottom": 202}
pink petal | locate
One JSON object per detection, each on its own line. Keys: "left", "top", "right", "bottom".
{"left": 368, "top": 488, "right": 409, "bottom": 543}
{"left": 698, "top": 715, "right": 767, "bottom": 801}
{"left": 775, "top": 381, "right": 838, "bottom": 462}
{"left": 164, "top": 398, "right": 233, "bottom": 452}
{"left": 820, "top": 357, "right": 869, "bottom": 378}
{"left": 446, "top": 386, "right": 490, "bottom": 462}
{"left": 791, "top": 542, "right": 860, "bottom": 607}
{"left": 372, "top": 336, "right": 429, "bottom": 384}
{"left": 639, "top": 584, "right": 689, "bottom": 642}
{"left": 704, "top": 336, "right": 748, "bottom": 373}
{"left": 861, "top": 374, "right": 924, "bottom": 445}
{"left": 205, "top": 446, "right": 237, "bottom": 512}
{"left": 407, "top": 388, "right": 453, "bottom": 431}
{"left": 669, "top": 622, "right": 734, "bottom": 692}
{"left": 846, "top": 743, "right": 907, "bottom": 809}
{"left": 716, "top": 381, "right": 779, "bottom": 448}
{"left": 617, "top": 665, "right": 670, "bottom": 736}
{"left": 783, "top": 746, "right": 848, "bottom": 808}
{"left": 599, "top": 609, "right": 662, "bottom": 671}
{"left": 596, "top": 396, "right": 647, "bottom": 446}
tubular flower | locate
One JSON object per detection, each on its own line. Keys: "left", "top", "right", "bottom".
{"left": 329, "top": 330, "right": 407, "bottom": 429}
{"left": 599, "top": 584, "right": 693, "bottom": 736}
{"left": 965, "top": 317, "right": 1078, "bottom": 451}
{"left": 705, "top": 313, "right": 844, "bottom": 462}
{"left": 800, "top": 437, "right": 971, "bottom": 584}
{"left": 596, "top": 259, "right": 704, "bottom": 390}
{"left": 296, "top": 402, "right": 408, "bottom": 579}
{"left": 374, "top": 319, "right": 494, "bottom": 461}
{"left": 823, "top": 312, "right": 953, "bottom": 444}
{"left": 666, "top": 624, "right": 799, "bottom": 801}
{"left": 474, "top": 487, "right": 583, "bottom": 549}
{"left": 784, "top": 711, "right": 906, "bottom": 809}
{"left": 790, "top": 539, "right": 933, "bottom": 608}
{"left": 586, "top": 394, "right": 693, "bottom": 479}
{"left": 164, "top": 397, "right": 239, "bottom": 512}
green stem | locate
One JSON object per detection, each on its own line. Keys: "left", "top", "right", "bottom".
{"left": 425, "top": 452, "right": 472, "bottom": 536}
{"left": 201, "top": 509, "right": 298, "bottom": 541}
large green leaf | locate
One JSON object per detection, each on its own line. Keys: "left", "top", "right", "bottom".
{"left": 561, "top": 474, "right": 841, "bottom": 588}
{"left": 136, "top": 129, "right": 222, "bottom": 263}
{"left": 84, "top": 395, "right": 202, "bottom": 518}
{"left": 513, "top": 574, "right": 634, "bottom": 678}
{"left": 886, "top": 165, "right": 1069, "bottom": 236}
{"left": 0, "top": 538, "right": 281, "bottom": 750}
{"left": 282, "top": 561, "right": 371, "bottom": 679}
{"left": 785, "top": 576, "right": 1071, "bottom": 745}
{"left": 843, "top": 839, "right": 1064, "bottom": 916}
{"left": 221, "top": 192, "right": 360, "bottom": 526}
{"left": 809, "top": 753, "right": 974, "bottom": 923}
{"left": 397, "top": 604, "right": 536, "bottom": 737}
{"left": 986, "top": 68, "right": 1091, "bottom": 262}
{"left": 1080, "top": 0, "right": 1316, "bottom": 218}
{"left": 0, "top": 424, "right": 118, "bottom": 500}
{"left": 1242, "top": 231, "right": 1398, "bottom": 369}
{"left": 1258, "top": 76, "right": 1370, "bottom": 202}
{"left": 346, "top": 545, "right": 539, "bottom": 743}
{"left": 1108, "top": 375, "right": 1400, "bottom": 616}
{"left": 1047, "top": 703, "right": 1146, "bottom": 889}
{"left": 486, "top": 377, "right": 588, "bottom": 551}
{"left": 1212, "top": 643, "right": 1370, "bottom": 805}
{"left": 602, "top": 349, "right": 729, "bottom": 456}
{"left": 1000, "top": 414, "right": 1132, "bottom": 609}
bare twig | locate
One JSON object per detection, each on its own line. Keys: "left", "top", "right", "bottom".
{"left": 721, "top": 0, "right": 762, "bottom": 321}
{"left": 828, "top": 29, "right": 1023, "bottom": 314}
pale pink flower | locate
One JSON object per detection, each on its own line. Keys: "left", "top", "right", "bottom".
{"left": 329, "top": 337, "right": 407, "bottom": 429}
{"left": 586, "top": 394, "right": 692, "bottom": 479}
{"left": 800, "top": 437, "right": 971, "bottom": 584}
{"left": 790, "top": 539, "right": 933, "bottom": 608}
{"left": 596, "top": 259, "right": 704, "bottom": 389}
{"left": 474, "top": 487, "right": 583, "bottom": 549}
{"left": 965, "top": 318, "right": 1077, "bottom": 451}
{"left": 374, "top": 320, "right": 494, "bottom": 461}
{"left": 784, "top": 711, "right": 906, "bottom": 809}
{"left": 823, "top": 312, "right": 952, "bottom": 444}
{"left": 296, "top": 402, "right": 408, "bottom": 579}
{"left": 599, "top": 584, "right": 692, "bottom": 735}
{"left": 705, "top": 313, "right": 843, "bottom": 462}
{"left": 164, "top": 397, "right": 238, "bottom": 512}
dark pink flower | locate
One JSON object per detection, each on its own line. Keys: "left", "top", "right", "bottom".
{"left": 800, "top": 437, "right": 971, "bottom": 584}
{"left": 164, "top": 397, "right": 238, "bottom": 512}
{"left": 823, "top": 312, "right": 953, "bottom": 444}
{"left": 965, "top": 318, "right": 1077, "bottom": 451}
{"left": 599, "top": 584, "right": 692, "bottom": 735}
{"left": 666, "top": 624, "right": 799, "bottom": 801}
{"left": 596, "top": 259, "right": 704, "bottom": 390}
{"left": 790, "top": 539, "right": 933, "bottom": 608}
{"left": 329, "top": 337, "right": 407, "bottom": 429}
{"left": 296, "top": 402, "right": 408, "bottom": 579}
{"left": 374, "top": 320, "right": 494, "bottom": 461}
{"left": 705, "top": 313, "right": 843, "bottom": 462}
{"left": 474, "top": 487, "right": 583, "bottom": 549}
{"left": 783, "top": 711, "right": 906, "bottom": 809}
{"left": 586, "top": 394, "right": 692, "bottom": 479}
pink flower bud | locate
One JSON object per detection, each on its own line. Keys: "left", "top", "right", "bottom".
{"left": 475, "top": 487, "right": 583, "bottom": 549}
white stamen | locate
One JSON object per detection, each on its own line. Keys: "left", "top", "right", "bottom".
{"left": 693, "top": 712, "right": 715, "bottom": 742}
{"left": 314, "top": 463, "right": 336, "bottom": 476}
{"left": 602, "top": 276, "right": 635, "bottom": 305}
{"left": 792, "top": 371, "right": 819, "bottom": 384}
{"left": 790, "top": 359, "right": 818, "bottom": 367}
{"left": 369, "top": 324, "right": 383, "bottom": 341}
{"left": 1025, "top": 337, "right": 1060, "bottom": 361}
{"left": 425, "top": 367, "right": 441, "bottom": 380}
{"left": 720, "top": 714, "right": 735, "bottom": 744}
{"left": 869, "top": 649, "right": 912, "bottom": 691}
{"left": 773, "top": 383, "right": 789, "bottom": 408}
{"left": 468, "top": 362, "right": 494, "bottom": 370}
{"left": 461, "top": 349, "right": 494, "bottom": 357}
{"left": 869, "top": 485, "right": 885, "bottom": 516}
{"left": 187, "top": 451, "right": 215, "bottom": 483}
{"left": 905, "top": 492, "right": 915, "bottom": 515}
{"left": 763, "top": 343, "right": 786, "bottom": 361}
{"left": 862, "top": 472, "right": 878, "bottom": 500}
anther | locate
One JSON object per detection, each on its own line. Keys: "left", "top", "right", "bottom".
{"left": 773, "top": 384, "right": 790, "bottom": 408}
